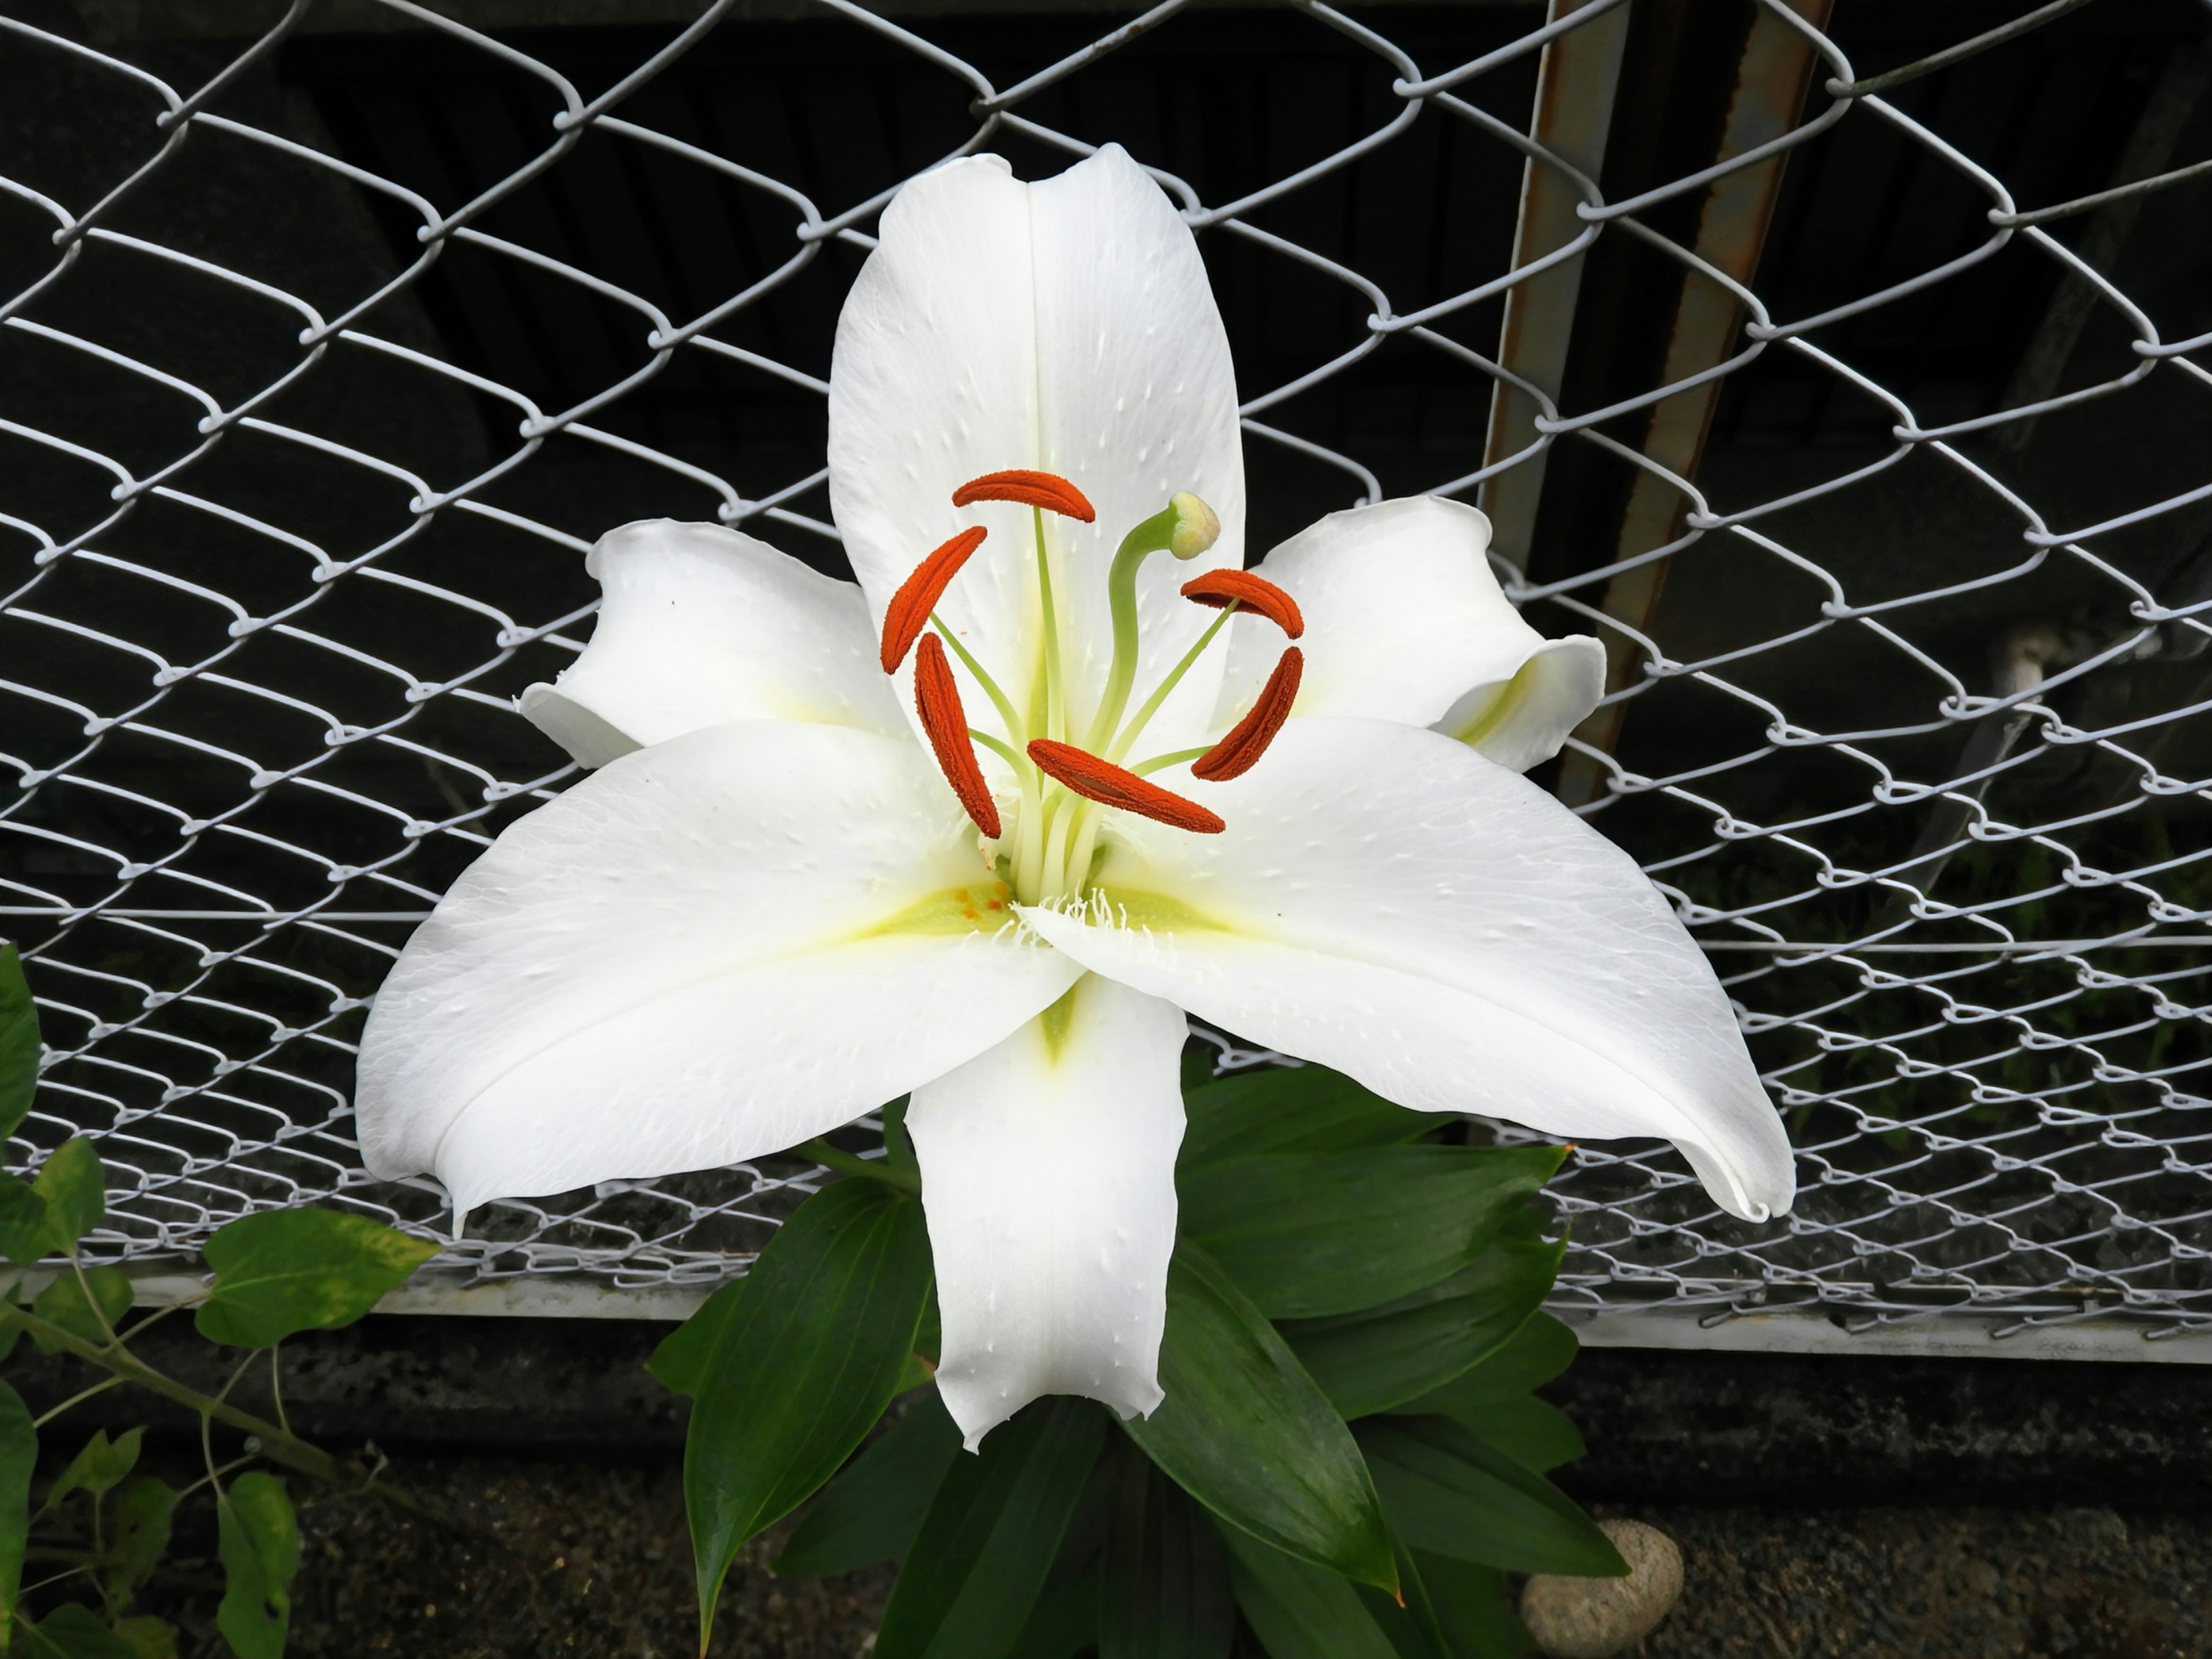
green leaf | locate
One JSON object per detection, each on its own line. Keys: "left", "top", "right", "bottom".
{"left": 3, "top": 1141, "right": 109, "bottom": 1266}
{"left": 773, "top": 1392, "right": 961, "bottom": 1578}
{"left": 1181, "top": 1147, "right": 1563, "bottom": 1319}
{"left": 1180, "top": 1067, "right": 1454, "bottom": 1168}
{"left": 21, "top": 1605, "right": 139, "bottom": 1659}
{"left": 1099, "top": 1440, "right": 1233, "bottom": 1659}
{"left": 103, "top": 1477, "right": 178, "bottom": 1611}
{"left": 882, "top": 1096, "right": 918, "bottom": 1178}
{"left": 1449, "top": 1396, "right": 1584, "bottom": 1474}
{"left": 646, "top": 1279, "right": 741, "bottom": 1397}
{"left": 0, "top": 946, "right": 38, "bottom": 1143}
{"left": 1122, "top": 1242, "right": 1396, "bottom": 1596}
{"left": 42, "top": 1428, "right": 142, "bottom": 1515}
{"left": 1412, "top": 1551, "right": 1533, "bottom": 1659}
{"left": 195, "top": 1209, "right": 437, "bottom": 1348}
{"left": 1284, "top": 1232, "right": 1562, "bottom": 1420}
{"left": 215, "top": 1472, "right": 299, "bottom": 1659}
{"left": 1358, "top": 1418, "right": 1624, "bottom": 1577}
{"left": 874, "top": 1397, "right": 1107, "bottom": 1659}
{"left": 1012, "top": 1567, "right": 1101, "bottom": 1659}
{"left": 1216, "top": 1524, "right": 1400, "bottom": 1659}
{"left": 685, "top": 1179, "right": 931, "bottom": 1649}
{"left": 111, "top": 1618, "right": 177, "bottom": 1659}
{"left": 0, "top": 1380, "right": 35, "bottom": 1638}
{"left": 1354, "top": 1541, "right": 1455, "bottom": 1659}
{"left": 32, "top": 1267, "right": 132, "bottom": 1354}
{"left": 1395, "top": 1313, "right": 1578, "bottom": 1417}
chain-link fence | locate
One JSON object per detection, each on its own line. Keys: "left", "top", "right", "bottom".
{"left": 3, "top": 0, "right": 2209, "bottom": 1346}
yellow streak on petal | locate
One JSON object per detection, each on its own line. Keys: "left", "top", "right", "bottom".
{"left": 861, "top": 880, "right": 1014, "bottom": 939}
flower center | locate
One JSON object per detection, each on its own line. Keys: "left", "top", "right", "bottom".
{"left": 878, "top": 469, "right": 1302, "bottom": 906}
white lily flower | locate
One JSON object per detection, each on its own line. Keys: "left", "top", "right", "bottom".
{"left": 354, "top": 145, "right": 1793, "bottom": 1452}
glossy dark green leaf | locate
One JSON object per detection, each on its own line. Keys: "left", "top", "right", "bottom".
{"left": 1354, "top": 1540, "right": 1454, "bottom": 1659}
{"left": 1451, "top": 1396, "right": 1584, "bottom": 1474}
{"left": 882, "top": 1096, "right": 918, "bottom": 1178}
{"left": 0, "top": 1380, "right": 35, "bottom": 1637}
{"left": 1216, "top": 1524, "right": 1399, "bottom": 1659}
{"left": 196, "top": 1209, "right": 437, "bottom": 1348}
{"left": 1285, "top": 1232, "right": 1562, "bottom": 1420}
{"left": 1181, "top": 1147, "right": 1562, "bottom": 1319}
{"left": 1013, "top": 1567, "right": 1101, "bottom": 1659}
{"left": 216, "top": 1472, "right": 299, "bottom": 1659}
{"left": 42, "top": 1427, "right": 142, "bottom": 1514}
{"left": 104, "top": 1476, "right": 178, "bottom": 1611}
{"left": 21, "top": 1604, "right": 139, "bottom": 1659}
{"left": 1099, "top": 1440, "right": 1233, "bottom": 1659}
{"left": 1413, "top": 1550, "right": 1533, "bottom": 1658}
{"left": 874, "top": 1396, "right": 1107, "bottom": 1659}
{"left": 0, "top": 945, "right": 39, "bottom": 1142}
{"left": 1396, "top": 1314, "right": 1578, "bottom": 1417}
{"left": 645, "top": 1279, "right": 741, "bottom": 1397}
{"left": 685, "top": 1180, "right": 931, "bottom": 1647}
{"left": 774, "top": 1392, "right": 961, "bottom": 1578}
{"left": 33, "top": 1266, "right": 132, "bottom": 1354}
{"left": 1180, "top": 1067, "right": 1454, "bottom": 1169}
{"left": 111, "top": 1616, "right": 178, "bottom": 1659}
{"left": 3, "top": 1140, "right": 108, "bottom": 1266}
{"left": 1123, "top": 1243, "right": 1396, "bottom": 1595}
{"left": 1359, "top": 1418, "right": 1623, "bottom": 1577}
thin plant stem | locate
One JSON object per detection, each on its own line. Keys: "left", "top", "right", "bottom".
{"left": 32, "top": 1374, "right": 125, "bottom": 1428}
{"left": 793, "top": 1139, "right": 921, "bottom": 1195}
{"left": 269, "top": 1344, "right": 291, "bottom": 1439}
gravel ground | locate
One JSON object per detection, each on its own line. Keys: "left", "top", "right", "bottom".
{"left": 90, "top": 1452, "right": 2212, "bottom": 1658}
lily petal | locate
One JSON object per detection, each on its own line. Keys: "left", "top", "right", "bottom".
{"left": 828, "top": 146, "right": 1244, "bottom": 756}
{"left": 1019, "top": 718, "right": 1793, "bottom": 1223}
{"left": 908, "top": 973, "right": 1186, "bottom": 1450}
{"left": 519, "top": 519, "right": 903, "bottom": 768}
{"left": 356, "top": 723, "right": 1079, "bottom": 1216}
{"left": 1214, "top": 497, "right": 1604, "bottom": 772}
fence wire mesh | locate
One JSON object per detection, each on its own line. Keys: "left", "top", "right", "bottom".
{"left": 3, "top": 0, "right": 2210, "bottom": 1340}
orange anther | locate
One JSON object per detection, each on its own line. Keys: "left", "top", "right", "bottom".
{"left": 951, "top": 470, "right": 1096, "bottom": 524}
{"left": 1179, "top": 569, "right": 1304, "bottom": 639}
{"left": 881, "top": 526, "right": 988, "bottom": 673}
{"left": 1028, "top": 739, "right": 1224, "bottom": 835}
{"left": 914, "top": 632, "right": 1002, "bottom": 839}
{"left": 1192, "top": 647, "right": 1302, "bottom": 782}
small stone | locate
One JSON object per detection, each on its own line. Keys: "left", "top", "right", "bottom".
{"left": 1520, "top": 1519, "right": 1685, "bottom": 1658}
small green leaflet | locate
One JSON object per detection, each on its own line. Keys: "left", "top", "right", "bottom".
{"left": 195, "top": 1209, "right": 438, "bottom": 1347}
{"left": 0, "top": 1380, "right": 35, "bottom": 1641}
{"left": 40, "top": 1427, "right": 142, "bottom": 1517}
{"left": 1122, "top": 1243, "right": 1397, "bottom": 1596}
{"left": 103, "top": 1477, "right": 178, "bottom": 1612}
{"left": 873, "top": 1397, "right": 1107, "bottom": 1659}
{"left": 684, "top": 1179, "right": 931, "bottom": 1650}
{"left": 215, "top": 1472, "right": 300, "bottom": 1659}
{"left": 0, "top": 945, "right": 39, "bottom": 1142}
{"left": 1, "top": 1140, "right": 109, "bottom": 1268}
{"left": 1359, "top": 1416, "right": 1624, "bottom": 1577}
{"left": 111, "top": 1616, "right": 177, "bottom": 1659}
{"left": 774, "top": 1393, "right": 962, "bottom": 1578}
{"left": 20, "top": 1603, "right": 140, "bottom": 1658}
{"left": 32, "top": 1267, "right": 132, "bottom": 1354}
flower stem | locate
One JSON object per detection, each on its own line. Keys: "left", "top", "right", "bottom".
{"left": 795, "top": 1139, "right": 921, "bottom": 1195}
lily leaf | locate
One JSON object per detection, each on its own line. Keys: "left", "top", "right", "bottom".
{"left": 1180, "top": 1067, "right": 1453, "bottom": 1168}
{"left": 1358, "top": 1417, "right": 1624, "bottom": 1578}
{"left": 41, "top": 1427, "right": 142, "bottom": 1516}
{"left": 215, "top": 1472, "right": 300, "bottom": 1659}
{"left": 1412, "top": 1550, "right": 1535, "bottom": 1659}
{"left": 1099, "top": 1440, "right": 1234, "bottom": 1659}
{"left": 0, "top": 1380, "right": 34, "bottom": 1639}
{"left": 645, "top": 1278, "right": 741, "bottom": 1397}
{"left": 1284, "top": 1230, "right": 1562, "bottom": 1420}
{"left": 195, "top": 1209, "right": 438, "bottom": 1348}
{"left": 1450, "top": 1395, "right": 1584, "bottom": 1475}
{"left": 1215, "top": 1524, "right": 1400, "bottom": 1659}
{"left": 773, "top": 1392, "right": 961, "bottom": 1578}
{"left": 1012, "top": 1567, "right": 1103, "bottom": 1659}
{"left": 1395, "top": 1312, "right": 1577, "bottom": 1416}
{"left": 1122, "top": 1242, "right": 1397, "bottom": 1596}
{"left": 32, "top": 1267, "right": 132, "bottom": 1354}
{"left": 103, "top": 1476, "right": 178, "bottom": 1611}
{"left": 874, "top": 1396, "right": 1108, "bottom": 1659}
{"left": 0, "top": 946, "right": 36, "bottom": 1142}
{"left": 1181, "top": 1146, "right": 1562, "bottom": 1318}
{"left": 685, "top": 1179, "right": 931, "bottom": 1650}
{"left": 111, "top": 1617, "right": 177, "bottom": 1659}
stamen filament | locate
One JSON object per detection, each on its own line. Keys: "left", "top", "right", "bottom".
{"left": 1128, "top": 747, "right": 1211, "bottom": 777}
{"left": 1032, "top": 505, "right": 1066, "bottom": 745}
{"left": 930, "top": 615, "right": 1025, "bottom": 763}
{"left": 967, "top": 729, "right": 1022, "bottom": 770}
{"left": 1108, "top": 603, "right": 1237, "bottom": 763}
